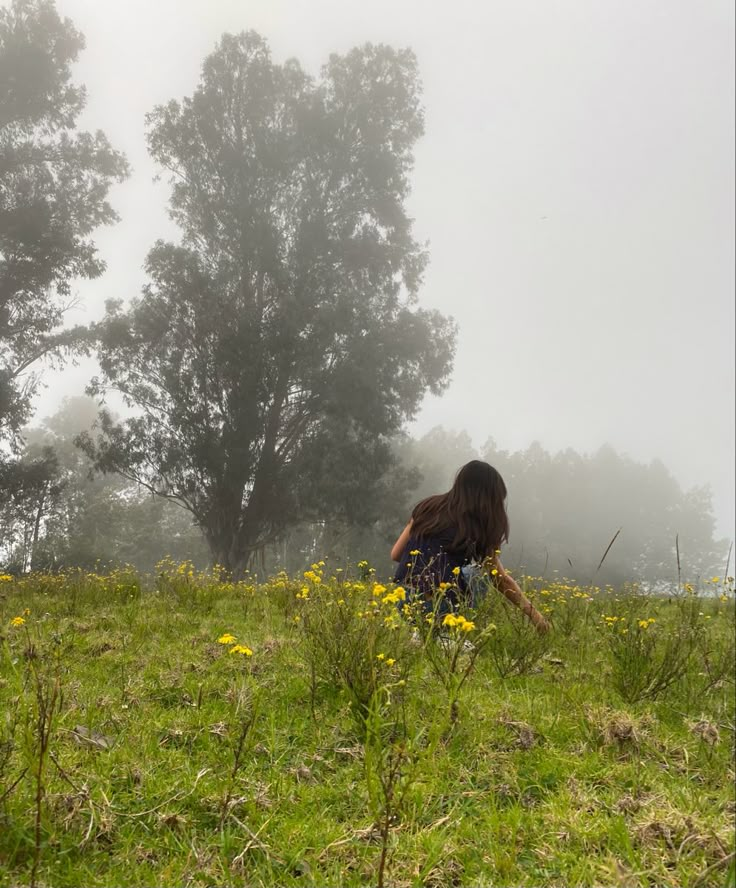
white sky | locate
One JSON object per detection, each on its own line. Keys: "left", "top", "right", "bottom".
{"left": 20, "top": 0, "right": 735, "bottom": 539}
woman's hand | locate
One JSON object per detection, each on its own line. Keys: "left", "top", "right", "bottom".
{"left": 493, "top": 556, "right": 550, "bottom": 634}
{"left": 533, "top": 614, "right": 551, "bottom": 635}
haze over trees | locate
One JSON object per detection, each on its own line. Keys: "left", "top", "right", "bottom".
{"left": 0, "top": 0, "right": 728, "bottom": 586}
{"left": 2, "top": 396, "right": 726, "bottom": 586}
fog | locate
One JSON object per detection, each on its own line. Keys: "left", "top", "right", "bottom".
{"left": 19, "top": 0, "right": 736, "bottom": 541}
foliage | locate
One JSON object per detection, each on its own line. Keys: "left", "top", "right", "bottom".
{"left": 410, "top": 583, "right": 499, "bottom": 724}
{"left": 293, "top": 562, "right": 416, "bottom": 730}
{"left": 83, "top": 31, "right": 456, "bottom": 575}
{"left": 599, "top": 587, "right": 707, "bottom": 703}
{"left": 474, "top": 579, "right": 552, "bottom": 678}
{"left": 0, "top": 0, "right": 127, "bottom": 445}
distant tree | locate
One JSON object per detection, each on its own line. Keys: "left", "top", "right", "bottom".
{"left": 84, "top": 32, "right": 456, "bottom": 575}
{"left": 2, "top": 397, "right": 209, "bottom": 572}
{"left": 0, "top": 443, "right": 64, "bottom": 571}
{"left": 0, "top": 0, "right": 128, "bottom": 445}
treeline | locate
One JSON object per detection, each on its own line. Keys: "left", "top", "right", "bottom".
{"left": 270, "top": 427, "right": 726, "bottom": 585}
{"left": 0, "top": 398, "right": 726, "bottom": 585}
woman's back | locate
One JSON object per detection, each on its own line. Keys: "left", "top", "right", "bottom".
{"left": 393, "top": 524, "right": 473, "bottom": 602}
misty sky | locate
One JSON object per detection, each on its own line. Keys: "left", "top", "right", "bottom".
{"left": 18, "top": 0, "right": 735, "bottom": 539}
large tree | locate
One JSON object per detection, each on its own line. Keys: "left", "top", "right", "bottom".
{"left": 85, "top": 32, "right": 456, "bottom": 574}
{"left": 0, "top": 0, "right": 128, "bottom": 445}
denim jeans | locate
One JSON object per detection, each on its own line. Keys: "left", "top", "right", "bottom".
{"left": 461, "top": 562, "right": 492, "bottom": 609}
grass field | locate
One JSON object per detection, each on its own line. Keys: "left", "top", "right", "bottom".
{"left": 0, "top": 562, "right": 734, "bottom": 887}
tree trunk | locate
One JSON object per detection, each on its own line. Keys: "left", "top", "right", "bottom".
{"left": 30, "top": 485, "right": 47, "bottom": 571}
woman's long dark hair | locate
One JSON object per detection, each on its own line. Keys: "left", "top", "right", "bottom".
{"left": 411, "top": 460, "right": 509, "bottom": 558}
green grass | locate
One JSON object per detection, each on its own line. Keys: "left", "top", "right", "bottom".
{"left": 0, "top": 566, "right": 734, "bottom": 887}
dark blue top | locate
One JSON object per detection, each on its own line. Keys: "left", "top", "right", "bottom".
{"left": 393, "top": 525, "right": 473, "bottom": 603}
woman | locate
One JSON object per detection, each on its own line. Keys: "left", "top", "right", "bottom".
{"left": 391, "top": 460, "right": 549, "bottom": 633}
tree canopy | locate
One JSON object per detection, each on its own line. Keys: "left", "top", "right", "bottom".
{"left": 84, "top": 31, "right": 456, "bottom": 574}
{"left": 0, "top": 0, "right": 128, "bottom": 446}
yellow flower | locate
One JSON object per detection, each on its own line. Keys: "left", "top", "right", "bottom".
{"left": 217, "top": 633, "right": 237, "bottom": 644}
{"left": 452, "top": 566, "right": 461, "bottom": 577}
{"left": 10, "top": 616, "right": 25, "bottom": 627}
{"left": 491, "top": 569, "right": 499, "bottom": 576}
{"left": 386, "top": 658, "right": 396, "bottom": 667}
{"left": 409, "top": 549, "right": 421, "bottom": 556}
{"left": 376, "top": 653, "right": 385, "bottom": 660}
{"left": 381, "top": 587, "right": 406, "bottom": 605}
{"left": 711, "top": 576, "right": 720, "bottom": 583}
{"left": 0, "top": 574, "right": 14, "bottom": 583}
{"left": 443, "top": 613, "right": 459, "bottom": 628}
{"left": 229, "top": 644, "right": 253, "bottom": 656}
{"left": 459, "top": 618, "right": 475, "bottom": 633}
{"left": 372, "top": 583, "right": 387, "bottom": 597}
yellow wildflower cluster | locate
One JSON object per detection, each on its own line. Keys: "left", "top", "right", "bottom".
{"left": 442, "top": 613, "right": 475, "bottom": 633}
{"left": 376, "top": 653, "right": 396, "bottom": 667}
{"left": 229, "top": 645, "right": 253, "bottom": 656}
{"left": 637, "top": 618, "right": 656, "bottom": 630}
{"left": 381, "top": 587, "right": 406, "bottom": 605}
{"left": 0, "top": 574, "right": 14, "bottom": 583}
{"left": 216, "top": 633, "right": 253, "bottom": 656}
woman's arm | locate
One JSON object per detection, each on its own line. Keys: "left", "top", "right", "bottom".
{"left": 390, "top": 520, "right": 413, "bottom": 562}
{"left": 492, "top": 557, "right": 550, "bottom": 634}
